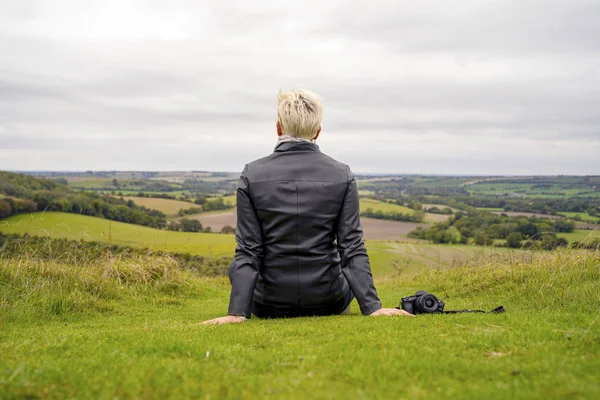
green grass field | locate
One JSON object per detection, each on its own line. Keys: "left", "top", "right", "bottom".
{"left": 221, "top": 195, "right": 236, "bottom": 206}
{"left": 0, "top": 213, "right": 235, "bottom": 257}
{"left": 467, "top": 183, "right": 597, "bottom": 198}
{"left": 359, "top": 199, "right": 447, "bottom": 223}
{"left": 359, "top": 198, "right": 415, "bottom": 214}
{"left": 1, "top": 247, "right": 598, "bottom": 399}
{"left": 558, "top": 212, "right": 600, "bottom": 223}
{"left": 123, "top": 196, "right": 196, "bottom": 216}
{"left": 557, "top": 229, "right": 600, "bottom": 244}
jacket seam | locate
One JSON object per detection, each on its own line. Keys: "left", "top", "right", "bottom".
{"left": 296, "top": 181, "right": 301, "bottom": 306}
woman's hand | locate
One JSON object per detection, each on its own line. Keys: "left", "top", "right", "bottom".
{"left": 370, "top": 308, "right": 415, "bottom": 317}
{"left": 202, "top": 315, "right": 247, "bottom": 325}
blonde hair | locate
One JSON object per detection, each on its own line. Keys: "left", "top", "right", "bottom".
{"left": 277, "top": 88, "right": 323, "bottom": 139}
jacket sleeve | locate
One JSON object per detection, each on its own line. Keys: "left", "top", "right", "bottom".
{"left": 336, "top": 167, "right": 382, "bottom": 315}
{"left": 227, "top": 165, "right": 264, "bottom": 318}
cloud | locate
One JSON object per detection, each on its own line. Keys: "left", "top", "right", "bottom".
{"left": 0, "top": 0, "right": 598, "bottom": 174}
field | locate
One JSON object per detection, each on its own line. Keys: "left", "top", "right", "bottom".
{"left": 557, "top": 229, "right": 600, "bottom": 244}
{"left": 1, "top": 247, "right": 598, "bottom": 399}
{"left": 359, "top": 198, "right": 415, "bottom": 214}
{"left": 359, "top": 198, "right": 448, "bottom": 223}
{"left": 193, "top": 211, "right": 237, "bottom": 232}
{"left": 123, "top": 196, "right": 195, "bottom": 216}
{"left": 558, "top": 212, "right": 600, "bottom": 223}
{"left": 0, "top": 213, "right": 235, "bottom": 257}
{"left": 466, "top": 182, "right": 597, "bottom": 198}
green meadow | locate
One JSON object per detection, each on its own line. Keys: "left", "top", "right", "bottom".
{"left": 0, "top": 212, "right": 235, "bottom": 257}
{"left": 1, "top": 245, "right": 598, "bottom": 399}
{"left": 557, "top": 229, "right": 600, "bottom": 244}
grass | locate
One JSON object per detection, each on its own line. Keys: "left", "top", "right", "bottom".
{"left": 559, "top": 212, "right": 600, "bottom": 223}
{"left": 221, "top": 194, "right": 236, "bottom": 206}
{"left": 476, "top": 207, "right": 506, "bottom": 212}
{"left": 467, "top": 183, "right": 597, "bottom": 198}
{"left": 0, "top": 247, "right": 598, "bottom": 399}
{"left": 0, "top": 212, "right": 235, "bottom": 257}
{"left": 359, "top": 198, "right": 415, "bottom": 214}
{"left": 123, "top": 196, "right": 196, "bottom": 216}
{"left": 359, "top": 198, "right": 447, "bottom": 223}
{"left": 557, "top": 229, "right": 600, "bottom": 244}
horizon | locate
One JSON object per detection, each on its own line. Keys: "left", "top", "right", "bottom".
{"left": 6, "top": 169, "right": 600, "bottom": 178}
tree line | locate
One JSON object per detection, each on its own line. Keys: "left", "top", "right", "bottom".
{"left": 408, "top": 210, "right": 575, "bottom": 249}
{"left": 0, "top": 171, "right": 166, "bottom": 228}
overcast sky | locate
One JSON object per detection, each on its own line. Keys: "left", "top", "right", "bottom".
{"left": 1, "top": 0, "right": 599, "bottom": 175}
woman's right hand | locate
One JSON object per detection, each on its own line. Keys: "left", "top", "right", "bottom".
{"left": 370, "top": 308, "right": 415, "bottom": 317}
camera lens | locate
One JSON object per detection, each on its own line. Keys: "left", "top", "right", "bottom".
{"left": 416, "top": 294, "right": 439, "bottom": 313}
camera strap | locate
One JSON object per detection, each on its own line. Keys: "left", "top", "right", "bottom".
{"left": 443, "top": 306, "right": 506, "bottom": 314}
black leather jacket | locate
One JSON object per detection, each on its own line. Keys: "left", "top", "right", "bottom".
{"left": 227, "top": 141, "right": 382, "bottom": 317}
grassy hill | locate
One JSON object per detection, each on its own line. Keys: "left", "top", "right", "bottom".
{"left": 0, "top": 247, "right": 598, "bottom": 399}
{"left": 0, "top": 212, "right": 235, "bottom": 257}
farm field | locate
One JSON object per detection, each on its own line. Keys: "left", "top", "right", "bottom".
{"left": 0, "top": 213, "right": 235, "bottom": 257}
{"left": 467, "top": 182, "right": 597, "bottom": 198}
{"left": 359, "top": 198, "right": 449, "bottom": 223}
{"left": 557, "top": 229, "right": 600, "bottom": 244}
{"left": 359, "top": 198, "right": 415, "bottom": 214}
{"left": 558, "top": 212, "right": 599, "bottom": 223}
{"left": 123, "top": 196, "right": 195, "bottom": 216}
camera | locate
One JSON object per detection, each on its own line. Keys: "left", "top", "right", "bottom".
{"left": 400, "top": 290, "right": 445, "bottom": 314}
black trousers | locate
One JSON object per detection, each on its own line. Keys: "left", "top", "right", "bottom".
{"left": 251, "top": 290, "right": 354, "bottom": 319}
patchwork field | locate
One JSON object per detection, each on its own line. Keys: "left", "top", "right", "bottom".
{"left": 0, "top": 213, "right": 518, "bottom": 276}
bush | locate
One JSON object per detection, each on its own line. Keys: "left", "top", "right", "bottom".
{"left": 506, "top": 232, "right": 523, "bottom": 248}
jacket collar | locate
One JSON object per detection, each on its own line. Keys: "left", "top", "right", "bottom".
{"left": 274, "top": 141, "right": 320, "bottom": 153}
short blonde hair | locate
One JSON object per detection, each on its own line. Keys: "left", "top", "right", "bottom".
{"left": 277, "top": 88, "right": 323, "bottom": 139}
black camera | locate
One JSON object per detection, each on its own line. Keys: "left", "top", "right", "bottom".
{"left": 400, "top": 290, "right": 445, "bottom": 314}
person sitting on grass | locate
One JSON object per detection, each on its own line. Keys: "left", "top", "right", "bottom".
{"left": 203, "top": 88, "right": 414, "bottom": 325}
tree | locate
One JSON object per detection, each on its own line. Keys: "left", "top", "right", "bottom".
{"left": 179, "top": 218, "right": 203, "bottom": 232}
{"left": 221, "top": 225, "right": 236, "bottom": 234}
{"left": 0, "top": 199, "right": 12, "bottom": 218}
{"left": 506, "top": 232, "right": 523, "bottom": 248}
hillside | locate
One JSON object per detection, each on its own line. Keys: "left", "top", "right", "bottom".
{"left": 1, "top": 247, "right": 598, "bottom": 399}
{"left": 0, "top": 171, "right": 166, "bottom": 228}
{"left": 0, "top": 212, "right": 234, "bottom": 257}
